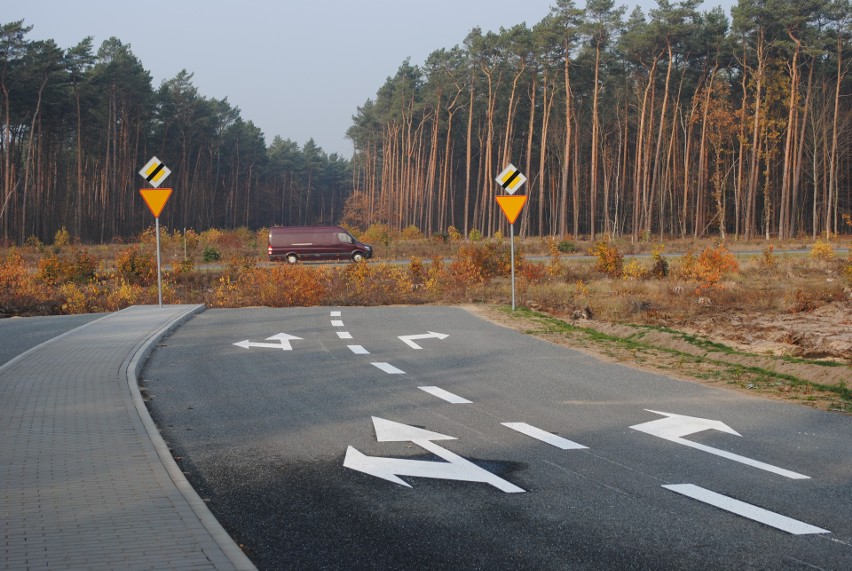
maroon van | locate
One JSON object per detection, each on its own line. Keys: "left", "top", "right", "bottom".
{"left": 267, "top": 225, "right": 373, "bottom": 264}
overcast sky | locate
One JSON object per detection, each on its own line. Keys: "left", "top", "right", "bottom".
{"left": 13, "top": 0, "right": 733, "bottom": 158}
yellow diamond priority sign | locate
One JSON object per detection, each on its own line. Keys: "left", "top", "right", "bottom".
{"left": 139, "top": 156, "right": 172, "bottom": 188}
{"left": 140, "top": 188, "right": 173, "bottom": 218}
{"left": 495, "top": 163, "right": 527, "bottom": 195}
{"left": 496, "top": 195, "right": 528, "bottom": 225}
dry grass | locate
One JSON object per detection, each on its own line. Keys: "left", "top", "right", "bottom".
{"left": 2, "top": 228, "right": 850, "bottom": 412}
{"left": 2, "top": 229, "right": 849, "bottom": 317}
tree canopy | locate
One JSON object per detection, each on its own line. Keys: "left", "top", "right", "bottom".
{"left": 0, "top": 20, "right": 350, "bottom": 243}
{"left": 347, "top": 0, "right": 852, "bottom": 239}
{"left": 2, "top": 0, "right": 851, "bottom": 244}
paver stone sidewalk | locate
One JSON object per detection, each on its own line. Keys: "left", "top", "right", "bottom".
{"left": 1, "top": 305, "right": 255, "bottom": 570}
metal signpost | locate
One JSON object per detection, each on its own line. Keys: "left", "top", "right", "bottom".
{"left": 138, "top": 157, "right": 173, "bottom": 308}
{"left": 495, "top": 164, "right": 528, "bottom": 311}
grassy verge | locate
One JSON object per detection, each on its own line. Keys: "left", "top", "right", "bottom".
{"left": 489, "top": 305, "right": 851, "bottom": 414}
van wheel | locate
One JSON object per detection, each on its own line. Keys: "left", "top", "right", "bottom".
{"left": 286, "top": 254, "right": 298, "bottom": 264}
{"left": 352, "top": 252, "right": 365, "bottom": 263}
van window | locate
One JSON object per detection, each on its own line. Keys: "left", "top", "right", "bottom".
{"left": 338, "top": 232, "right": 353, "bottom": 244}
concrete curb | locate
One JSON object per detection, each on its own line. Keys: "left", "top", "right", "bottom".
{"left": 122, "top": 304, "right": 257, "bottom": 571}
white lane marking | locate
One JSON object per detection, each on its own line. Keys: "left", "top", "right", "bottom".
{"left": 631, "top": 410, "right": 809, "bottom": 480}
{"left": 331, "top": 320, "right": 344, "bottom": 327}
{"left": 372, "top": 362, "right": 405, "bottom": 375}
{"left": 502, "top": 422, "right": 589, "bottom": 450}
{"left": 330, "top": 311, "right": 341, "bottom": 317}
{"left": 348, "top": 345, "right": 369, "bottom": 355}
{"left": 418, "top": 386, "right": 472, "bottom": 404}
{"left": 337, "top": 331, "right": 353, "bottom": 339}
{"left": 663, "top": 484, "right": 830, "bottom": 535}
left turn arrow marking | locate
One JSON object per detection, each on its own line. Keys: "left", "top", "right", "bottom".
{"left": 233, "top": 332, "right": 302, "bottom": 351}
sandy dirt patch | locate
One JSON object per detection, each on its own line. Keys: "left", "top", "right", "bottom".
{"left": 466, "top": 303, "right": 851, "bottom": 414}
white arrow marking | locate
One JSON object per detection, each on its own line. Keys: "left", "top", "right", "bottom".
{"left": 631, "top": 409, "right": 742, "bottom": 440}
{"left": 419, "top": 386, "right": 472, "bottom": 404}
{"left": 631, "top": 410, "right": 809, "bottom": 480}
{"left": 372, "top": 417, "right": 456, "bottom": 442}
{"left": 664, "top": 484, "right": 830, "bottom": 535}
{"left": 398, "top": 331, "right": 449, "bottom": 350}
{"left": 344, "top": 417, "right": 524, "bottom": 493}
{"left": 232, "top": 333, "right": 302, "bottom": 351}
{"left": 502, "top": 422, "right": 588, "bottom": 450}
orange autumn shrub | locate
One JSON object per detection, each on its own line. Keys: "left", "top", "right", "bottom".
{"left": 678, "top": 244, "right": 739, "bottom": 294}
{"left": 213, "top": 264, "right": 328, "bottom": 307}
{"left": 0, "top": 249, "right": 58, "bottom": 315}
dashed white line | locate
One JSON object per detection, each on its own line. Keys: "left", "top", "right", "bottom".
{"left": 331, "top": 320, "right": 344, "bottom": 327}
{"left": 372, "top": 362, "right": 405, "bottom": 375}
{"left": 348, "top": 345, "right": 369, "bottom": 355}
{"left": 330, "top": 311, "right": 341, "bottom": 317}
{"left": 502, "top": 422, "right": 588, "bottom": 450}
{"left": 418, "top": 386, "right": 472, "bottom": 404}
{"left": 337, "top": 331, "right": 353, "bottom": 339}
{"left": 663, "top": 484, "right": 830, "bottom": 535}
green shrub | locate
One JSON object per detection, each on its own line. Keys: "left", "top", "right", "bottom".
{"left": 557, "top": 240, "right": 577, "bottom": 253}
{"left": 433, "top": 231, "right": 450, "bottom": 244}
{"left": 202, "top": 245, "right": 221, "bottom": 263}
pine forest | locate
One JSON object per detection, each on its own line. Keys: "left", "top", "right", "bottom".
{"left": 2, "top": 0, "right": 851, "bottom": 244}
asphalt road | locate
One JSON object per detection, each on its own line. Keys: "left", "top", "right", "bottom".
{"left": 141, "top": 306, "right": 851, "bottom": 570}
{"left": 0, "top": 313, "right": 105, "bottom": 367}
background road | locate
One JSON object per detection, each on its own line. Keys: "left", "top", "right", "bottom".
{"left": 141, "top": 306, "right": 851, "bottom": 569}
{"left": 0, "top": 313, "right": 104, "bottom": 367}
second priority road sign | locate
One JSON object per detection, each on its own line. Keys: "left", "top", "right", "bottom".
{"left": 139, "top": 156, "right": 172, "bottom": 188}
{"left": 495, "top": 163, "right": 526, "bottom": 195}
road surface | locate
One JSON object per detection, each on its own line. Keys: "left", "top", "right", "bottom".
{"left": 141, "top": 306, "right": 851, "bottom": 570}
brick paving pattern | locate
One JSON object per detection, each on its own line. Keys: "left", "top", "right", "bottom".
{"left": 1, "top": 305, "right": 254, "bottom": 570}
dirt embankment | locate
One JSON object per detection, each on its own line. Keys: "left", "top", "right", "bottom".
{"left": 467, "top": 302, "right": 851, "bottom": 413}
{"left": 682, "top": 301, "right": 852, "bottom": 362}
